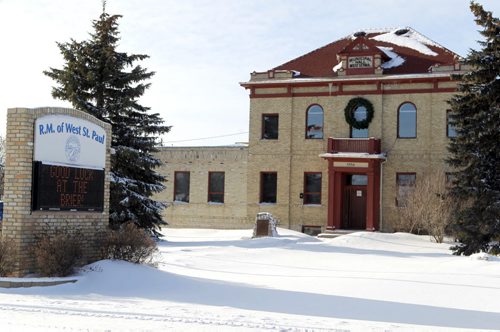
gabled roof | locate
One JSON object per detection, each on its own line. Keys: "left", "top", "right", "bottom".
{"left": 273, "top": 28, "right": 458, "bottom": 77}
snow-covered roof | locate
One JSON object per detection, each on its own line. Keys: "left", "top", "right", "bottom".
{"left": 271, "top": 27, "right": 457, "bottom": 77}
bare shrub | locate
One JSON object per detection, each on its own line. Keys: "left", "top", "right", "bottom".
{"left": 99, "top": 222, "right": 158, "bottom": 265}
{"left": 0, "top": 238, "right": 17, "bottom": 276}
{"left": 397, "top": 171, "right": 454, "bottom": 243}
{"left": 34, "top": 225, "right": 83, "bottom": 277}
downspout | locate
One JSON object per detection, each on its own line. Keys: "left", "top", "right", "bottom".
{"left": 379, "top": 81, "right": 386, "bottom": 231}
{"left": 380, "top": 157, "right": 387, "bottom": 231}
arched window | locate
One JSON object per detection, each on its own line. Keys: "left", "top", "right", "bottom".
{"left": 398, "top": 102, "right": 417, "bottom": 138}
{"left": 350, "top": 105, "right": 369, "bottom": 138}
{"left": 305, "top": 105, "right": 324, "bottom": 139}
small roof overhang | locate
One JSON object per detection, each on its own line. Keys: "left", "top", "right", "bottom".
{"left": 319, "top": 152, "right": 387, "bottom": 160}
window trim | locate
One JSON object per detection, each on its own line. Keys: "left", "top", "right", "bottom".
{"left": 173, "top": 171, "right": 190, "bottom": 203}
{"left": 303, "top": 172, "right": 322, "bottom": 205}
{"left": 261, "top": 113, "right": 279, "bottom": 140}
{"left": 305, "top": 104, "right": 324, "bottom": 139}
{"left": 260, "top": 171, "right": 277, "bottom": 204}
{"left": 397, "top": 102, "right": 417, "bottom": 139}
{"left": 396, "top": 172, "right": 416, "bottom": 207}
{"left": 447, "top": 110, "right": 457, "bottom": 138}
{"left": 207, "top": 171, "right": 225, "bottom": 203}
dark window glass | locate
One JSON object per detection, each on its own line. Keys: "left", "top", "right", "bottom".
{"left": 306, "top": 105, "right": 324, "bottom": 139}
{"left": 347, "top": 174, "right": 368, "bottom": 186}
{"left": 396, "top": 173, "right": 416, "bottom": 206}
{"left": 447, "top": 111, "right": 457, "bottom": 138}
{"left": 304, "top": 173, "right": 322, "bottom": 204}
{"left": 208, "top": 172, "right": 225, "bottom": 203}
{"left": 262, "top": 114, "right": 279, "bottom": 139}
{"left": 302, "top": 225, "right": 322, "bottom": 236}
{"left": 174, "top": 171, "right": 190, "bottom": 202}
{"left": 260, "top": 172, "right": 277, "bottom": 203}
{"left": 350, "top": 105, "right": 369, "bottom": 138}
{"left": 398, "top": 103, "right": 417, "bottom": 138}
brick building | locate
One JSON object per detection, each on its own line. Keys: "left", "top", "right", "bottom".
{"left": 156, "top": 28, "right": 467, "bottom": 234}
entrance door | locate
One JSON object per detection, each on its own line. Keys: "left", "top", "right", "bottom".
{"left": 342, "top": 174, "right": 367, "bottom": 229}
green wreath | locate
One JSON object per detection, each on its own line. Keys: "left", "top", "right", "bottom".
{"left": 344, "top": 97, "right": 374, "bottom": 129}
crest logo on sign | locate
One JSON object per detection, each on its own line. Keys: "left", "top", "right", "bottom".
{"left": 65, "top": 135, "right": 81, "bottom": 163}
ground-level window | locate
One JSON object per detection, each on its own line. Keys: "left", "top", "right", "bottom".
{"left": 398, "top": 102, "right": 417, "bottom": 138}
{"left": 302, "top": 225, "right": 322, "bottom": 236}
{"left": 303, "top": 172, "right": 322, "bottom": 204}
{"left": 174, "top": 171, "right": 190, "bottom": 202}
{"left": 208, "top": 172, "right": 225, "bottom": 203}
{"left": 260, "top": 172, "right": 277, "bottom": 203}
{"left": 306, "top": 105, "right": 324, "bottom": 139}
{"left": 262, "top": 114, "right": 279, "bottom": 139}
{"left": 447, "top": 110, "right": 457, "bottom": 138}
{"left": 396, "top": 173, "right": 416, "bottom": 206}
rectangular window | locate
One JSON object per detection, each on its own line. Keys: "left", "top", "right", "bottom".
{"left": 260, "top": 172, "right": 277, "bottom": 203}
{"left": 208, "top": 172, "right": 225, "bottom": 203}
{"left": 396, "top": 173, "right": 416, "bottom": 207}
{"left": 447, "top": 110, "right": 457, "bottom": 138}
{"left": 174, "top": 171, "right": 190, "bottom": 202}
{"left": 262, "top": 114, "right": 279, "bottom": 139}
{"left": 304, "top": 172, "right": 322, "bottom": 204}
{"left": 302, "top": 225, "right": 322, "bottom": 236}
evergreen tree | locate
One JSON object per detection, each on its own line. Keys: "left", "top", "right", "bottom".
{"left": 44, "top": 4, "right": 170, "bottom": 237}
{"left": 447, "top": 2, "right": 500, "bottom": 255}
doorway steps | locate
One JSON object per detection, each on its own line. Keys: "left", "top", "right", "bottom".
{"left": 317, "top": 229, "right": 362, "bottom": 239}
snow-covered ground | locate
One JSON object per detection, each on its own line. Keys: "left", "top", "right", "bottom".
{"left": 0, "top": 228, "right": 499, "bottom": 331}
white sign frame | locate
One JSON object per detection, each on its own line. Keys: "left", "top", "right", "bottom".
{"left": 34, "top": 115, "right": 106, "bottom": 169}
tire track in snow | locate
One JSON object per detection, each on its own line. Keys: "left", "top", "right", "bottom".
{"left": 0, "top": 303, "right": 338, "bottom": 331}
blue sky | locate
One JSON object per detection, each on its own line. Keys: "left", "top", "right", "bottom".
{"left": 0, "top": 0, "right": 499, "bottom": 145}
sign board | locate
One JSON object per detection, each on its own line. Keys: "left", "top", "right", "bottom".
{"left": 34, "top": 115, "right": 106, "bottom": 169}
{"left": 333, "top": 161, "right": 369, "bottom": 168}
{"left": 32, "top": 162, "right": 104, "bottom": 211}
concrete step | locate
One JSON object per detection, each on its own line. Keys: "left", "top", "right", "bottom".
{"left": 317, "top": 229, "right": 363, "bottom": 238}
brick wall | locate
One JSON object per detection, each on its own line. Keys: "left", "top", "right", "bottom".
{"left": 156, "top": 79, "right": 458, "bottom": 233}
{"left": 2, "top": 107, "right": 111, "bottom": 276}
{"left": 155, "top": 146, "right": 250, "bottom": 229}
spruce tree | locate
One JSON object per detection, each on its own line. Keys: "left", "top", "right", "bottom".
{"left": 44, "top": 4, "right": 170, "bottom": 237}
{"left": 447, "top": 2, "right": 500, "bottom": 255}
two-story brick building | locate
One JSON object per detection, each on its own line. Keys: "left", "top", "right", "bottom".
{"left": 156, "top": 27, "right": 467, "bottom": 234}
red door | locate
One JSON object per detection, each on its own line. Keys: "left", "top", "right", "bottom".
{"left": 342, "top": 186, "right": 367, "bottom": 229}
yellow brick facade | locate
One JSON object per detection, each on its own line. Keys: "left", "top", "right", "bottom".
{"left": 2, "top": 107, "right": 111, "bottom": 275}
{"left": 156, "top": 29, "right": 467, "bottom": 233}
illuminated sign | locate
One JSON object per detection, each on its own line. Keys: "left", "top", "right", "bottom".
{"left": 32, "top": 162, "right": 104, "bottom": 212}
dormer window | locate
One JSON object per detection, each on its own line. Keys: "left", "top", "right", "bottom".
{"left": 348, "top": 56, "right": 373, "bottom": 68}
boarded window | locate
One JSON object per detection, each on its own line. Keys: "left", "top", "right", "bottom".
{"left": 396, "top": 173, "right": 416, "bottom": 206}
